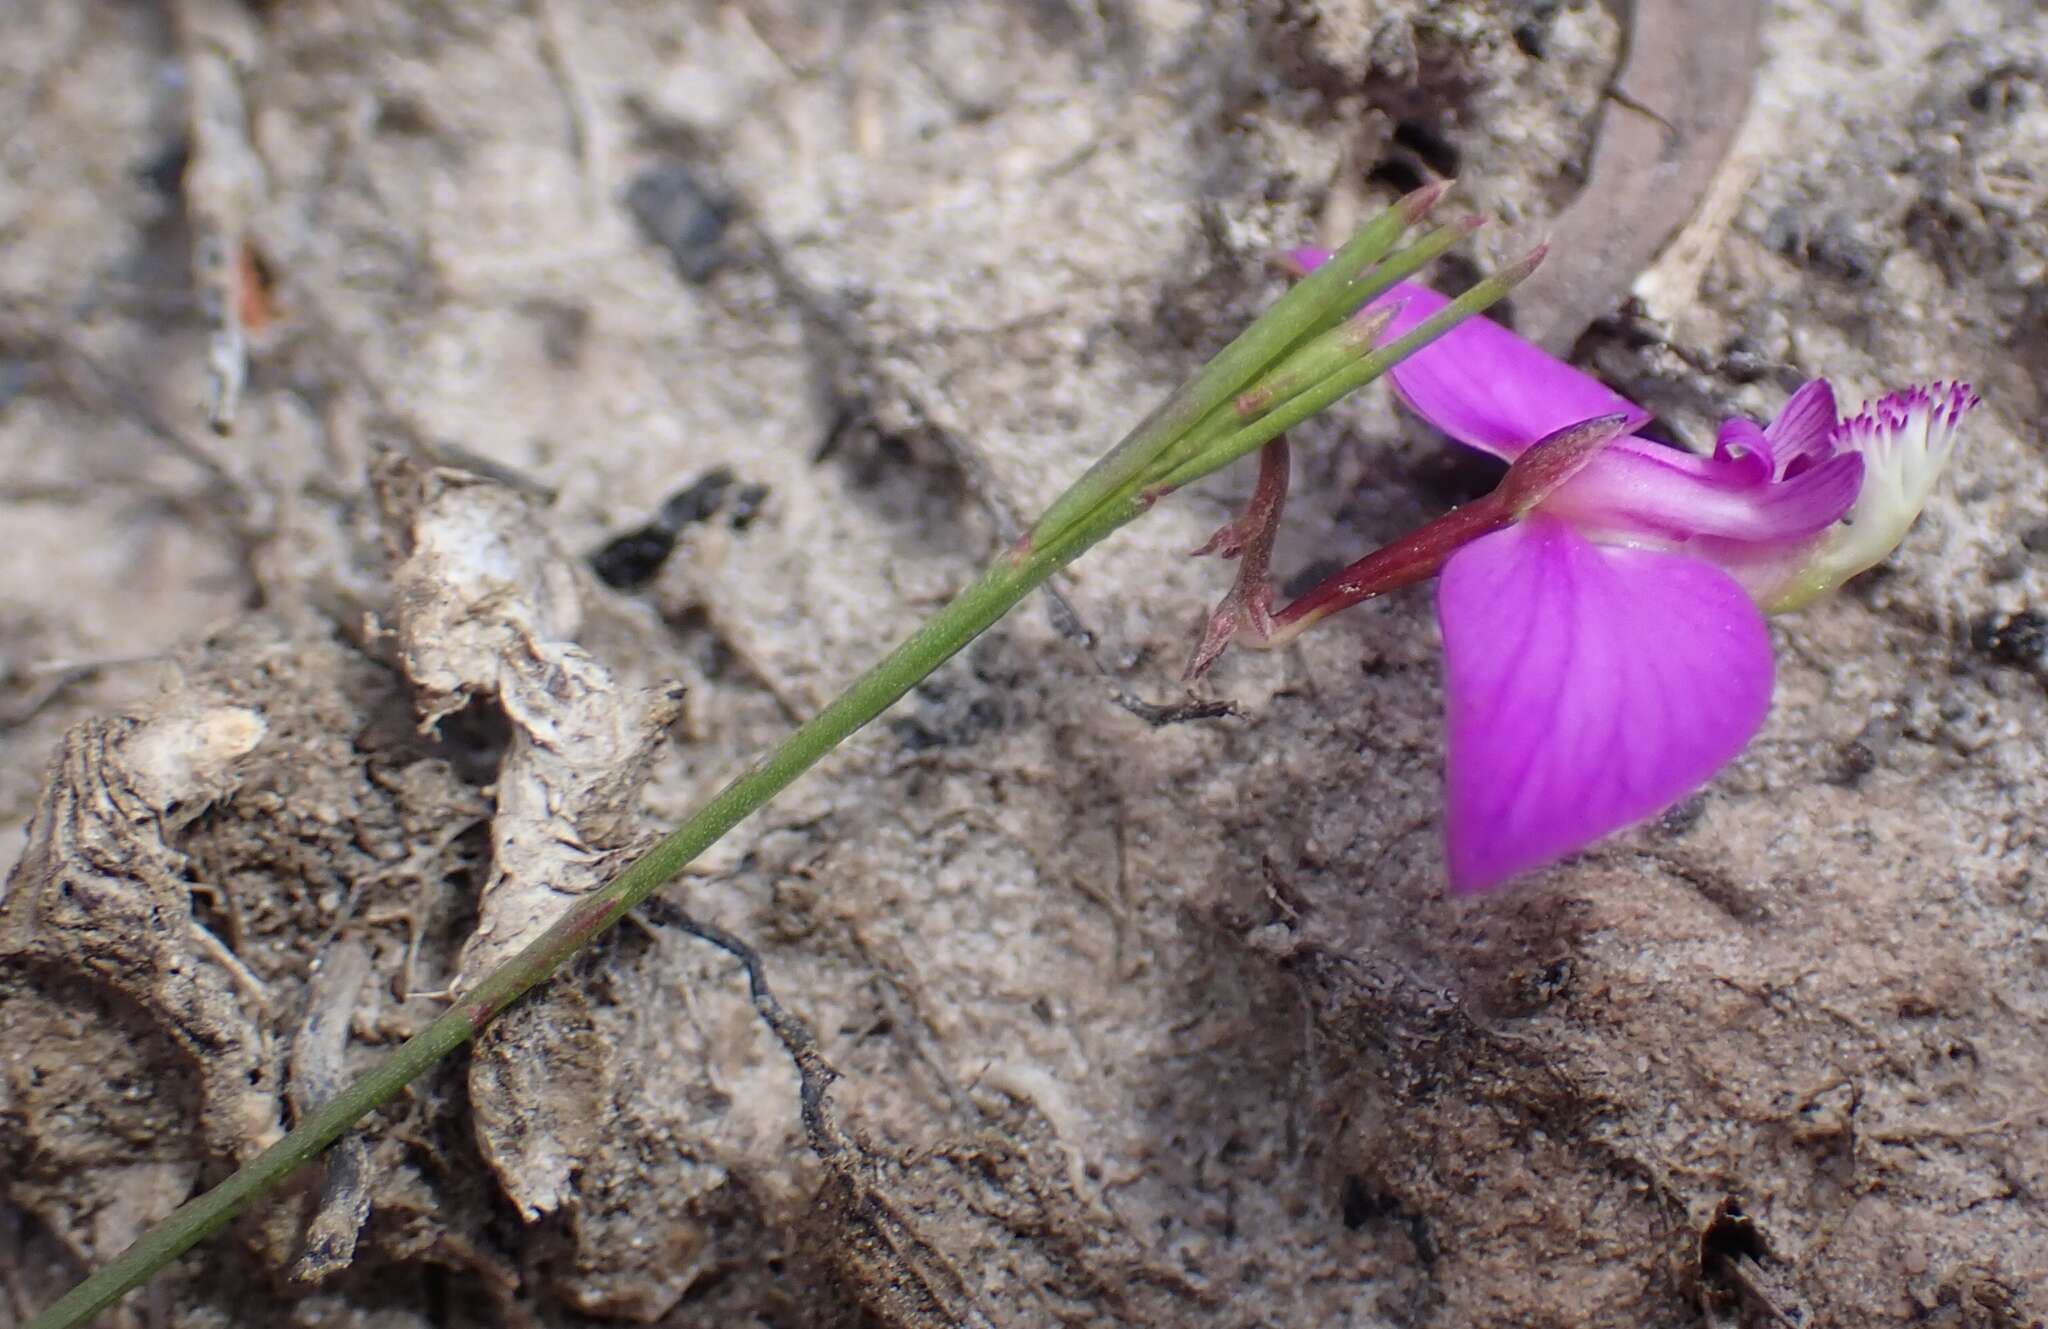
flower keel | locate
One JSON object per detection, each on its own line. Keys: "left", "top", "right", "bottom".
{"left": 1758, "top": 381, "right": 1978, "bottom": 611}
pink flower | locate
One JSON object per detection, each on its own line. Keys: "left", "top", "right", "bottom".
{"left": 1262, "top": 256, "right": 1977, "bottom": 892}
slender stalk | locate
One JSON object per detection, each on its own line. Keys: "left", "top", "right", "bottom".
{"left": 25, "top": 209, "right": 1537, "bottom": 1329}
{"left": 1285, "top": 214, "right": 1486, "bottom": 346}
{"left": 1141, "top": 245, "right": 1547, "bottom": 498}
{"left": 1023, "top": 182, "right": 1448, "bottom": 549}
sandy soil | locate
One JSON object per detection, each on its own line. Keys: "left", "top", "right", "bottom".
{"left": 3, "top": 2, "right": 2046, "bottom": 1326}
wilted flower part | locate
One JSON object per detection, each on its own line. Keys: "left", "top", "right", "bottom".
{"left": 1224, "top": 253, "right": 1976, "bottom": 892}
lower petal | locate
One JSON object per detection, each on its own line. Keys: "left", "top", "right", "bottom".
{"left": 1437, "top": 516, "right": 1774, "bottom": 893}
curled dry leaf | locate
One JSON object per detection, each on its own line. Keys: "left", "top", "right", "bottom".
{"left": 374, "top": 456, "right": 685, "bottom": 1221}
{"left": 375, "top": 456, "right": 685, "bottom": 987}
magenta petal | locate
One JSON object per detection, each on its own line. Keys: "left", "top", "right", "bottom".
{"left": 1545, "top": 440, "right": 1864, "bottom": 545}
{"left": 1437, "top": 516, "right": 1774, "bottom": 893}
{"left": 1712, "top": 419, "right": 1775, "bottom": 484}
{"left": 1367, "top": 282, "right": 1653, "bottom": 460}
{"left": 1763, "top": 379, "right": 1839, "bottom": 476}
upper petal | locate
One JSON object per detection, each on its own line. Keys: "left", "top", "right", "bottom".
{"left": 1763, "top": 379, "right": 1839, "bottom": 477}
{"left": 1369, "top": 282, "right": 1653, "bottom": 460}
{"left": 1277, "top": 250, "right": 1650, "bottom": 460}
{"left": 1437, "top": 516, "right": 1775, "bottom": 893}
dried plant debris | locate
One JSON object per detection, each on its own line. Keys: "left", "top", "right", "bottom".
{"left": 171, "top": 0, "right": 269, "bottom": 435}
{"left": 0, "top": 617, "right": 496, "bottom": 1278}
{"left": 1510, "top": 0, "right": 1766, "bottom": 351}
{"left": 374, "top": 455, "right": 684, "bottom": 986}
{"left": 0, "top": 706, "right": 279, "bottom": 1262}
{"left": 2, "top": 453, "right": 758, "bottom": 1317}
{"left": 285, "top": 939, "right": 375, "bottom": 1284}
{"left": 375, "top": 455, "right": 686, "bottom": 1225}
{"left": 0, "top": 489, "right": 710, "bottom": 1310}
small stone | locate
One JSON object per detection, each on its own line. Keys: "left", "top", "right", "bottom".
{"left": 624, "top": 163, "right": 734, "bottom": 284}
{"left": 590, "top": 469, "right": 740, "bottom": 589}
{"left": 1970, "top": 609, "right": 2047, "bottom": 671}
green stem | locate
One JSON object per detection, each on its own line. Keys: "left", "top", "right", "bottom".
{"left": 1143, "top": 246, "right": 1545, "bottom": 497}
{"left": 1023, "top": 182, "right": 1446, "bottom": 549}
{"left": 1133, "top": 217, "right": 1482, "bottom": 493}
{"left": 21, "top": 532, "right": 1099, "bottom": 1329}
